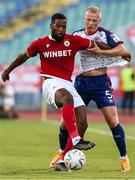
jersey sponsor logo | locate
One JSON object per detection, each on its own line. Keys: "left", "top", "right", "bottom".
{"left": 108, "top": 99, "right": 113, "bottom": 103}
{"left": 43, "top": 50, "right": 72, "bottom": 58}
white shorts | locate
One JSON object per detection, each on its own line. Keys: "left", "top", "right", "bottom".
{"left": 42, "top": 78, "right": 85, "bottom": 108}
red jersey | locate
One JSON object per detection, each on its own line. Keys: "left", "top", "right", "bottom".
{"left": 26, "top": 34, "right": 90, "bottom": 81}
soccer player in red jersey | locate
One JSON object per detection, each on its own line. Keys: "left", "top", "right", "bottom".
{"left": 1, "top": 13, "right": 97, "bottom": 171}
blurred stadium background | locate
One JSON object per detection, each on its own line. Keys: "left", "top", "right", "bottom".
{"left": 0, "top": 0, "right": 135, "bottom": 119}
{"left": 0, "top": 1, "right": 135, "bottom": 178}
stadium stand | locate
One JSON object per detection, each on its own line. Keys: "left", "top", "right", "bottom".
{"left": 0, "top": 0, "right": 40, "bottom": 25}
{"left": 0, "top": 0, "right": 134, "bottom": 111}
{"left": 0, "top": 0, "right": 135, "bottom": 65}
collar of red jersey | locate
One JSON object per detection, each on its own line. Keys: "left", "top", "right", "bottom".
{"left": 49, "top": 35, "right": 56, "bottom": 41}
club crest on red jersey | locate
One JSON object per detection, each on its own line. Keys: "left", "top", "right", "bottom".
{"left": 64, "top": 40, "right": 70, "bottom": 47}
{"left": 46, "top": 44, "right": 50, "bottom": 48}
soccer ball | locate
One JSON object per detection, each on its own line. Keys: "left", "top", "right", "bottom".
{"left": 64, "top": 149, "right": 86, "bottom": 170}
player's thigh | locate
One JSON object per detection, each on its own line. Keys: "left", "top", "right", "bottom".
{"left": 64, "top": 82, "right": 85, "bottom": 108}
{"left": 42, "top": 78, "right": 84, "bottom": 108}
{"left": 100, "top": 106, "right": 119, "bottom": 128}
{"left": 55, "top": 81, "right": 85, "bottom": 108}
{"left": 42, "top": 79, "right": 65, "bottom": 108}
{"left": 55, "top": 88, "right": 74, "bottom": 107}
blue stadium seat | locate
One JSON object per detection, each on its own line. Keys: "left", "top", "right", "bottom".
{"left": 0, "top": 0, "right": 40, "bottom": 25}
{"left": 0, "top": 0, "right": 135, "bottom": 65}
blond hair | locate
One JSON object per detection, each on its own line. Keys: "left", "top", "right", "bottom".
{"left": 85, "top": 6, "right": 101, "bottom": 18}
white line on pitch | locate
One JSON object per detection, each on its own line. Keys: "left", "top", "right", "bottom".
{"left": 46, "top": 120, "right": 135, "bottom": 141}
{"left": 87, "top": 127, "right": 135, "bottom": 140}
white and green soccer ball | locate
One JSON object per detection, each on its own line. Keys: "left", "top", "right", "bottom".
{"left": 64, "top": 149, "right": 86, "bottom": 170}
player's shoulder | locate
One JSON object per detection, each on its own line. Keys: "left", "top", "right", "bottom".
{"left": 38, "top": 35, "right": 49, "bottom": 41}
{"left": 64, "top": 34, "right": 80, "bottom": 39}
{"left": 99, "top": 27, "right": 121, "bottom": 42}
{"left": 64, "top": 33, "right": 86, "bottom": 42}
{"left": 72, "top": 28, "right": 85, "bottom": 35}
{"left": 98, "top": 26, "right": 113, "bottom": 35}
{"left": 31, "top": 35, "right": 50, "bottom": 45}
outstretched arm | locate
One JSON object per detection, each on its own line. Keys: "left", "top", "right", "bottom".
{"left": 1, "top": 52, "right": 30, "bottom": 82}
{"left": 89, "top": 41, "right": 131, "bottom": 61}
{"left": 90, "top": 41, "right": 111, "bottom": 50}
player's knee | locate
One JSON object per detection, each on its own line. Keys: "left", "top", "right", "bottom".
{"left": 61, "top": 92, "right": 73, "bottom": 105}
{"left": 55, "top": 89, "right": 73, "bottom": 105}
{"left": 107, "top": 116, "right": 119, "bottom": 128}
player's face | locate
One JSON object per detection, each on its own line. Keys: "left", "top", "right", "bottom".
{"left": 84, "top": 11, "right": 101, "bottom": 34}
{"left": 51, "top": 19, "right": 67, "bottom": 41}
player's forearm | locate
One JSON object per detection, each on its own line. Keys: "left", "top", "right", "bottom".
{"left": 90, "top": 41, "right": 111, "bottom": 50}
{"left": 95, "top": 41, "right": 111, "bottom": 50}
{"left": 99, "top": 45, "right": 128, "bottom": 56}
{"left": 4, "top": 53, "right": 29, "bottom": 74}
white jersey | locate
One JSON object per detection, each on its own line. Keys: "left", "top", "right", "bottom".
{"left": 73, "top": 27, "right": 128, "bottom": 73}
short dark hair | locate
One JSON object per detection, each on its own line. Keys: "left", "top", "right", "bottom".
{"left": 51, "top": 13, "right": 67, "bottom": 23}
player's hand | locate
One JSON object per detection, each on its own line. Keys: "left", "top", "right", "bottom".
{"left": 1, "top": 70, "right": 10, "bottom": 82}
{"left": 122, "top": 52, "right": 131, "bottom": 62}
{"left": 87, "top": 42, "right": 103, "bottom": 55}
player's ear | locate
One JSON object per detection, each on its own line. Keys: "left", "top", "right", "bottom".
{"left": 99, "top": 18, "right": 102, "bottom": 22}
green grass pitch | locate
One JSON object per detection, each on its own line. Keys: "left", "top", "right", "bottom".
{"left": 0, "top": 119, "right": 135, "bottom": 179}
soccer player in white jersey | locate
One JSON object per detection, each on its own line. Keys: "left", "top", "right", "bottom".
{"left": 50, "top": 7, "right": 131, "bottom": 172}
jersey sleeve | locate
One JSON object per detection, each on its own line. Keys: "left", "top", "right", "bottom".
{"left": 26, "top": 39, "right": 40, "bottom": 57}
{"left": 106, "top": 31, "right": 123, "bottom": 48}
{"left": 73, "top": 35, "right": 90, "bottom": 50}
